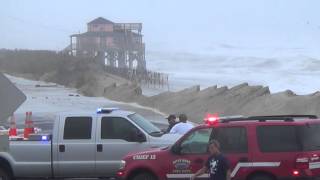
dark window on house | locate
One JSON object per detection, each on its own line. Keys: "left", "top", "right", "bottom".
{"left": 212, "top": 127, "right": 248, "bottom": 153}
{"left": 114, "top": 37, "right": 119, "bottom": 44}
{"left": 101, "top": 117, "right": 141, "bottom": 142}
{"left": 257, "top": 125, "right": 301, "bottom": 152}
{"left": 63, "top": 117, "right": 92, "bottom": 140}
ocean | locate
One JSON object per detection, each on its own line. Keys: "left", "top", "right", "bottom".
{"left": 146, "top": 49, "right": 320, "bottom": 95}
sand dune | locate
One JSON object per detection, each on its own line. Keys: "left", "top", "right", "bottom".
{"left": 100, "top": 82, "right": 320, "bottom": 123}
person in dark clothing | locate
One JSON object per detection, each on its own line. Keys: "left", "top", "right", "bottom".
{"left": 165, "top": 114, "right": 177, "bottom": 133}
{"left": 191, "top": 139, "right": 231, "bottom": 180}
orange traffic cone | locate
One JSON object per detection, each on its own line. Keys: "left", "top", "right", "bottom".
{"left": 8, "top": 114, "right": 17, "bottom": 137}
{"left": 24, "top": 112, "right": 35, "bottom": 139}
{"left": 29, "top": 112, "right": 35, "bottom": 134}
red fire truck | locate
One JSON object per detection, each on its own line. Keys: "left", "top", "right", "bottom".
{"left": 117, "top": 115, "right": 320, "bottom": 180}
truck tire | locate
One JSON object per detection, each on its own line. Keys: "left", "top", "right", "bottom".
{"left": 0, "top": 168, "right": 11, "bottom": 180}
{"left": 132, "top": 172, "right": 156, "bottom": 180}
{"left": 249, "top": 174, "right": 274, "bottom": 180}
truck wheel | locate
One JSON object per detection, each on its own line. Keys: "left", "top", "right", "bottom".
{"left": 249, "top": 174, "right": 274, "bottom": 180}
{"left": 132, "top": 172, "right": 156, "bottom": 180}
{"left": 0, "top": 168, "right": 11, "bottom": 180}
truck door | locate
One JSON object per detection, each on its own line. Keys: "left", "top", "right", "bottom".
{"left": 56, "top": 116, "right": 96, "bottom": 177}
{"left": 212, "top": 126, "right": 249, "bottom": 179}
{"left": 166, "top": 126, "right": 249, "bottom": 179}
{"left": 166, "top": 127, "right": 212, "bottom": 180}
{"left": 95, "top": 116, "right": 149, "bottom": 177}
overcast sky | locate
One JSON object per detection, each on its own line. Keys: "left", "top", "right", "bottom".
{"left": 1, "top": 0, "right": 319, "bottom": 56}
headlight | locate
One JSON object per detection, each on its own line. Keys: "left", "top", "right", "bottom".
{"left": 119, "top": 160, "right": 126, "bottom": 170}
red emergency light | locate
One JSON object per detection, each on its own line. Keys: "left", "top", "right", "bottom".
{"left": 204, "top": 113, "right": 219, "bottom": 125}
{"left": 117, "top": 171, "right": 124, "bottom": 177}
{"left": 292, "top": 170, "right": 300, "bottom": 177}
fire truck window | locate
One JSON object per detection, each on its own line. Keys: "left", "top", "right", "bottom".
{"left": 101, "top": 117, "right": 141, "bottom": 142}
{"left": 257, "top": 125, "right": 300, "bottom": 152}
{"left": 212, "top": 127, "right": 248, "bottom": 153}
{"left": 299, "top": 124, "right": 320, "bottom": 151}
{"left": 63, "top": 117, "right": 92, "bottom": 140}
{"left": 180, "top": 128, "right": 212, "bottom": 154}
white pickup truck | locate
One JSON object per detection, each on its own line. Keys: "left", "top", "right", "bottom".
{"left": 0, "top": 108, "right": 181, "bottom": 180}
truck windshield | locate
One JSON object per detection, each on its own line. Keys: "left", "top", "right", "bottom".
{"left": 299, "top": 124, "right": 320, "bottom": 151}
{"left": 128, "top": 113, "right": 163, "bottom": 137}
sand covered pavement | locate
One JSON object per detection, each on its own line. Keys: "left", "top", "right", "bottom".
{"left": 4, "top": 74, "right": 169, "bottom": 131}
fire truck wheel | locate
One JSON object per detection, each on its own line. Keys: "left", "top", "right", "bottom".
{"left": 132, "top": 172, "right": 156, "bottom": 180}
{"left": 0, "top": 168, "right": 11, "bottom": 180}
{"left": 249, "top": 174, "right": 274, "bottom": 180}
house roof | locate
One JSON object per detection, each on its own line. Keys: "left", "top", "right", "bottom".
{"left": 88, "top": 17, "right": 114, "bottom": 25}
{"left": 70, "top": 31, "right": 142, "bottom": 37}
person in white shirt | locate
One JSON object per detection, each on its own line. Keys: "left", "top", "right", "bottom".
{"left": 169, "top": 114, "right": 194, "bottom": 135}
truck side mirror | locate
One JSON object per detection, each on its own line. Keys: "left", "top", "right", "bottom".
{"left": 171, "top": 144, "right": 181, "bottom": 154}
{"left": 135, "top": 130, "right": 146, "bottom": 143}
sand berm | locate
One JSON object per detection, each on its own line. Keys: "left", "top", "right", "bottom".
{"left": 1, "top": 49, "right": 320, "bottom": 123}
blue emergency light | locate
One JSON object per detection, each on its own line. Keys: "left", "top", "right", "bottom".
{"left": 27, "top": 134, "right": 51, "bottom": 141}
{"left": 97, "top": 107, "right": 120, "bottom": 114}
{"left": 41, "top": 135, "right": 48, "bottom": 141}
